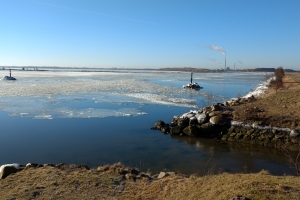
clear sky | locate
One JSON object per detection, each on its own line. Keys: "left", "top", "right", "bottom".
{"left": 1, "top": 0, "right": 300, "bottom": 70}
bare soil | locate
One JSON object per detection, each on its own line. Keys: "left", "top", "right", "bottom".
{"left": 1, "top": 73, "right": 300, "bottom": 200}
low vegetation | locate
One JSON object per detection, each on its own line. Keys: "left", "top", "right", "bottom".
{"left": 1, "top": 163, "right": 300, "bottom": 200}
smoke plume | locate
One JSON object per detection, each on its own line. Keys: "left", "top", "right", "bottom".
{"left": 207, "top": 44, "right": 226, "bottom": 55}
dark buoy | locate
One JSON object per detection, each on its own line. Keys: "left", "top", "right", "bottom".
{"left": 3, "top": 69, "right": 17, "bottom": 80}
{"left": 183, "top": 72, "right": 202, "bottom": 90}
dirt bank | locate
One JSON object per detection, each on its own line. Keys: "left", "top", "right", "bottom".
{"left": 231, "top": 72, "right": 300, "bottom": 130}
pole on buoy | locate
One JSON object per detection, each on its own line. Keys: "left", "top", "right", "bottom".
{"left": 190, "top": 73, "right": 193, "bottom": 84}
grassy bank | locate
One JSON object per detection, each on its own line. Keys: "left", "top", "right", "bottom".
{"left": 1, "top": 163, "right": 300, "bottom": 200}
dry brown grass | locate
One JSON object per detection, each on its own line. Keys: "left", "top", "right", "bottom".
{"left": 1, "top": 164, "right": 300, "bottom": 200}
{"left": 232, "top": 72, "right": 300, "bottom": 130}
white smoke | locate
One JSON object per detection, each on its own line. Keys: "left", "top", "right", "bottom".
{"left": 207, "top": 44, "right": 226, "bottom": 55}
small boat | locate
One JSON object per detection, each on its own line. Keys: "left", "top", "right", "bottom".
{"left": 182, "top": 72, "right": 202, "bottom": 90}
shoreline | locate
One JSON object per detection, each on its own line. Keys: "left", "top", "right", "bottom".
{"left": 153, "top": 73, "right": 300, "bottom": 151}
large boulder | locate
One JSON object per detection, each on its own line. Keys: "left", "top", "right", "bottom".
{"left": 210, "top": 114, "right": 228, "bottom": 125}
{"left": 196, "top": 113, "right": 208, "bottom": 124}
{"left": 170, "top": 126, "right": 182, "bottom": 135}
{"left": 171, "top": 116, "right": 179, "bottom": 126}
{"left": 211, "top": 104, "right": 222, "bottom": 111}
{"left": 181, "top": 112, "right": 196, "bottom": 119}
{"left": 155, "top": 120, "right": 166, "bottom": 129}
{"left": 182, "top": 126, "right": 200, "bottom": 136}
{"left": 200, "top": 123, "right": 215, "bottom": 136}
{"left": 189, "top": 116, "right": 198, "bottom": 126}
{"left": 161, "top": 126, "right": 170, "bottom": 134}
{"left": 208, "top": 111, "right": 222, "bottom": 117}
{"left": 177, "top": 117, "right": 189, "bottom": 127}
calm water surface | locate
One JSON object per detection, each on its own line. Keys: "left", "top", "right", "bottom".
{"left": 0, "top": 70, "right": 295, "bottom": 175}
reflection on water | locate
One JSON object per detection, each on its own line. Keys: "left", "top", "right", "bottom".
{"left": 170, "top": 135, "right": 294, "bottom": 175}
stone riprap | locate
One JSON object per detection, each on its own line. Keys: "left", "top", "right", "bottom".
{"left": 152, "top": 95, "right": 300, "bottom": 151}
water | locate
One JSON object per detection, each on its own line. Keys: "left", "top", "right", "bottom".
{"left": 0, "top": 69, "right": 295, "bottom": 175}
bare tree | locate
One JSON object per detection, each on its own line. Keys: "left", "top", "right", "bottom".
{"left": 274, "top": 66, "right": 285, "bottom": 82}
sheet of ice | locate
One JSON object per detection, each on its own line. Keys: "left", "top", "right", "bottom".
{"left": 0, "top": 70, "right": 265, "bottom": 119}
{"left": 0, "top": 70, "right": 199, "bottom": 119}
{"left": 0, "top": 95, "right": 148, "bottom": 119}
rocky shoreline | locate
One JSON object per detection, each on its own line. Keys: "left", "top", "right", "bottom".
{"left": 152, "top": 84, "right": 300, "bottom": 151}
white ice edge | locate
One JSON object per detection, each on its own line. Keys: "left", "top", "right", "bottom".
{"left": 230, "top": 121, "right": 293, "bottom": 132}
{"left": 242, "top": 76, "right": 275, "bottom": 98}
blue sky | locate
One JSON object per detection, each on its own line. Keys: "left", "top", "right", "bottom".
{"left": 1, "top": 0, "right": 300, "bottom": 70}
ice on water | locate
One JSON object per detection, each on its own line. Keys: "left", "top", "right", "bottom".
{"left": 0, "top": 70, "right": 200, "bottom": 119}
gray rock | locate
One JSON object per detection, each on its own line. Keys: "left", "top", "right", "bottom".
{"left": 181, "top": 112, "right": 195, "bottom": 119}
{"left": 196, "top": 113, "right": 207, "bottom": 124}
{"left": 211, "top": 104, "right": 222, "bottom": 111}
{"left": 202, "top": 106, "right": 211, "bottom": 113}
{"left": 0, "top": 166, "right": 18, "bottom": 179}
{"left": 189, "top": 117, "right": 198, "bottom": 126}
{"left": 290, "top": 130, "right": 300, "bottom": 138}
{"left": 200, "top": 123, "right": 216, "bottom": 136}
{"left": 210, "top": 115, "right": 228, "bottom": 125}
{"left": 183, "top": 126, "right": 200, "bottom": 136}
{"left": 158, "top": 171, "right": 168, "bottom": 179}
{"left": 177, "top": 117, "right": 189, "bottom": 127}
{"left": 161, "top": 126, "right": 170, "bottom": 134}
{"left": 208, "top": 111, "right": 222, "bottom": 117}
{"left": 170, "top": 126, "right": 182, "bottom": 135}
{"left": 155, "top": 120, "right": 166, "bottom": 129}
{"left": 26, "top": 163, "right": 40, "bottom": 168}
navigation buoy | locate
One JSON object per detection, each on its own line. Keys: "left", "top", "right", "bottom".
{"left": 3, "top": 69, "right": 17, "bottom": 80}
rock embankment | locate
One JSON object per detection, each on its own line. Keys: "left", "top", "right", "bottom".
{"left": 152, "top": 95, "right": 300, "bottom": 151}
